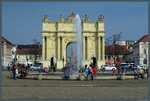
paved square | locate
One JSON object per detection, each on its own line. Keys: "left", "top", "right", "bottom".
{"left": 2, "top": 72, "right": 148, "bottom": 100}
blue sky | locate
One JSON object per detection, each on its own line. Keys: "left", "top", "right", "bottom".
{"left": 2, "top": 2, "right": 148, "bottom": 56}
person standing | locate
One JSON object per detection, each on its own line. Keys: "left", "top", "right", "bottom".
{"left": 20, "top": 67, "right": 25, "bottom": 79}
{"left": 53, "top": 57, "right": 57, "bottom": 73}
{"left": 117, "top": 66, "right": 121, "bottom": 76}
{"left": 88, "top": 64, "right": 93, "bottom": 80}
{"left": 139, "top": 68, "right": 144, "bottom": 79}
{"left": 16, "top": 68, "right": 19, "bottom": 77}
{"left": 25, "top": 68, "right": 29, "bottom": 77}
{"left": 85, "top": 65, "right": 88, "bottom": 79}
{"left": 136, "top": 67, "right": 140, "bottom": 79}
{"left": 64, "top": 63, "right": 71, "bottom": 80}
{"left": 12, "top": 63, "right": 16, "bottom": 79}
{"left": 93, "top": 67, "right": 97, "bottom": 80}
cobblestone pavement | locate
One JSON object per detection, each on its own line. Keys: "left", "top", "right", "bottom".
{"left": 2, "top": 71, "right": 148, "bottom": 100}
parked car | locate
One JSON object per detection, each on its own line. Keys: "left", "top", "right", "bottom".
{"left": 101, "top": 64, "right": 117, "bottom": 72}
{"left": 136, "top": 65, "right": 147, "bottom": 69}
{"left": 29, "top": 65, "right": 41, "bottom": 71}
{"left": 121, "top": 64, "right": 129, "bottom": 70}
{"left": 121, "top": 63, "right": 135, "bottom": 71}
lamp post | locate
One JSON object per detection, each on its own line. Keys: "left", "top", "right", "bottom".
{"left": 26, "top": 58, "right": 28, "bottom": 68}
{"left": 14, "top": 48, "right": 17, "bottom": 62}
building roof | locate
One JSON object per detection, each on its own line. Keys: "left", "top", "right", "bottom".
{"left": 17, "top": 44, "right": 41, "bottom": 49}
{"left": 17, "top": 44, "right": 42, "bottom": 55}
{"left": 17, "top": 48, "right": 42, "bottom": 55}
{"left": 136, "top": 34, "right": 148, "bottom": 43}
{"left": 105, "top": 45, "right": 128, "bottom": 55}
{"left": 2, "top": 36, "right": 12, "bottom": 45}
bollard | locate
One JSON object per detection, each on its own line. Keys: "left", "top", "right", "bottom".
{"left": 120, "top": 72, "right": 126, "bottom": 80}
{"left": 134, "top": 75, "right": 138, "bottom": 79}
{"left": 79, "top": 74, "right": 85, "bottom": 81}
{"left": 38, "top": 74, "right": 42, "bottom": 80}
{"left": 143, "top": 73, "right": 147, "bottom": 79}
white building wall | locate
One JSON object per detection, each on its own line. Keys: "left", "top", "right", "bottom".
{"left": 2, "top": 42, "right": 13, "bottom": 67}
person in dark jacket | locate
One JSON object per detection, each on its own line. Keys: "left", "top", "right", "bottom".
{"left": 64, "top": 63, "right": 71, "bottom": 80}
{"left": 12, "top": 63, "right": 16, "bottom": 79}
{"left": 20, "top": 67, "right": 25, "bottom": 79}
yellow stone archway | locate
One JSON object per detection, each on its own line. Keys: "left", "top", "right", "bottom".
{"left": 41, "top": 11, "right": 105, "bottom": 69}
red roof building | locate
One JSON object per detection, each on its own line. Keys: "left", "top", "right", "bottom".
{"left": 105, "top": 45, "right": 128, "bottom": 55}
{"left": 105, "top": 45, "right": 129, "bottom": 63}
{"left": 136, "top": 35, "right": 148, "bottom": 43}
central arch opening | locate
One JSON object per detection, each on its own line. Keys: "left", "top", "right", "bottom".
{"left": 66, "top": 42, "right": 77, "bottom": 66}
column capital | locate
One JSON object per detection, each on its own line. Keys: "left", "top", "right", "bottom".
{"left": 97, "top": 33, "right": 105, "bottom": 37}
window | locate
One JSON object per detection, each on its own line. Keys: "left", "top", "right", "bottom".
{"left": 143, "top": 48, "right": 147, "bottom": 55}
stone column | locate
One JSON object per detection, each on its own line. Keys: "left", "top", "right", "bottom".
{"left": 46, "top": 37, "right": 48, "bottom": 60}
{"left": 102, "top": 36, "right": 105, "bottom": 60}
{"left": 62, "top": 37, "right": 64, "bottom": 59}
{"left": 57, "top": 36, "right": 60, "bottom": 60}
{"left": 100, "top": 37, "right": 102, "bottom": 60}
{"left": 87, "top": 37, "right": 89, "bottom": 60}
{"left": 42, "top": 37, "right": 45, "bottom": 60}
{"left": 63, "top": 38, "right": 66, "bottom": 65}
{"left": 83, "top": 36, "right": 85, "bottom": 60}
{"left": 98, "top": 37, "right": 100, "bottom": 60}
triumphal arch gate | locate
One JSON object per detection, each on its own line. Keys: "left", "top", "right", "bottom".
{"left": 41, "top": 11, "right": 105, "bottom": 69}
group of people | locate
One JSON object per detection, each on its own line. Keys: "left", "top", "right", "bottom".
{"left": 9, "top": 61, "right": 148, "bottom": 80}
{"left": 85, "top": 64, "right": 97, "bottom": 80}
{"left": 134, "top": 67, "right": 146, "bottom": 79}
{"left": 63, "top": 63, "right": 97, "bottom": 81}
{"left": 11, "top": 62, "right": 29, "bottom": 79}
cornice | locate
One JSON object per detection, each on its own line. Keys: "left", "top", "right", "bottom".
{"left": 41, "top": 30, "right": 106, "bottom": 33}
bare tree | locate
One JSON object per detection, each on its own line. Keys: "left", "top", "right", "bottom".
{"left": 105, "top": 32, "right": 122, "bottom": 63}
{"left": 33, "top": 39, "right": 41, "bottom": 65}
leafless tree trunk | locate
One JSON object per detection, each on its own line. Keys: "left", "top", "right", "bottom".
{"left": 105, "top": 32, "right": 122, "bottom": 63}
{"left": 33, "top": 39, "right": 40, "bottom": 65}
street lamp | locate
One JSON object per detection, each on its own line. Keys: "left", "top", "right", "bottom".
{"left": 26, "top": 58, "right": 28, "bottom": 68}
{"left": 14, "top": 48, "right": 17, "bottom": 62}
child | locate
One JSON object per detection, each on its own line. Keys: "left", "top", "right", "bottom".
{"left": 93, "top": 67, "right": 97, "bottom": 79}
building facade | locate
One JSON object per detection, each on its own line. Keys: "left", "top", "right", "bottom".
{"left": 1, "top": 36, "right": 14, "bottom": 68}
{"left": 132, "top": 35, "right": 148, "bottom": 67}
{"left": 42, "top": 11, "right": 105, "bottom": 69}
{"left": 16, "top": 45, "right": 42, "bottom": 66}
{"left": 105, "top": 45, "right": 128, "bottom": 64}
